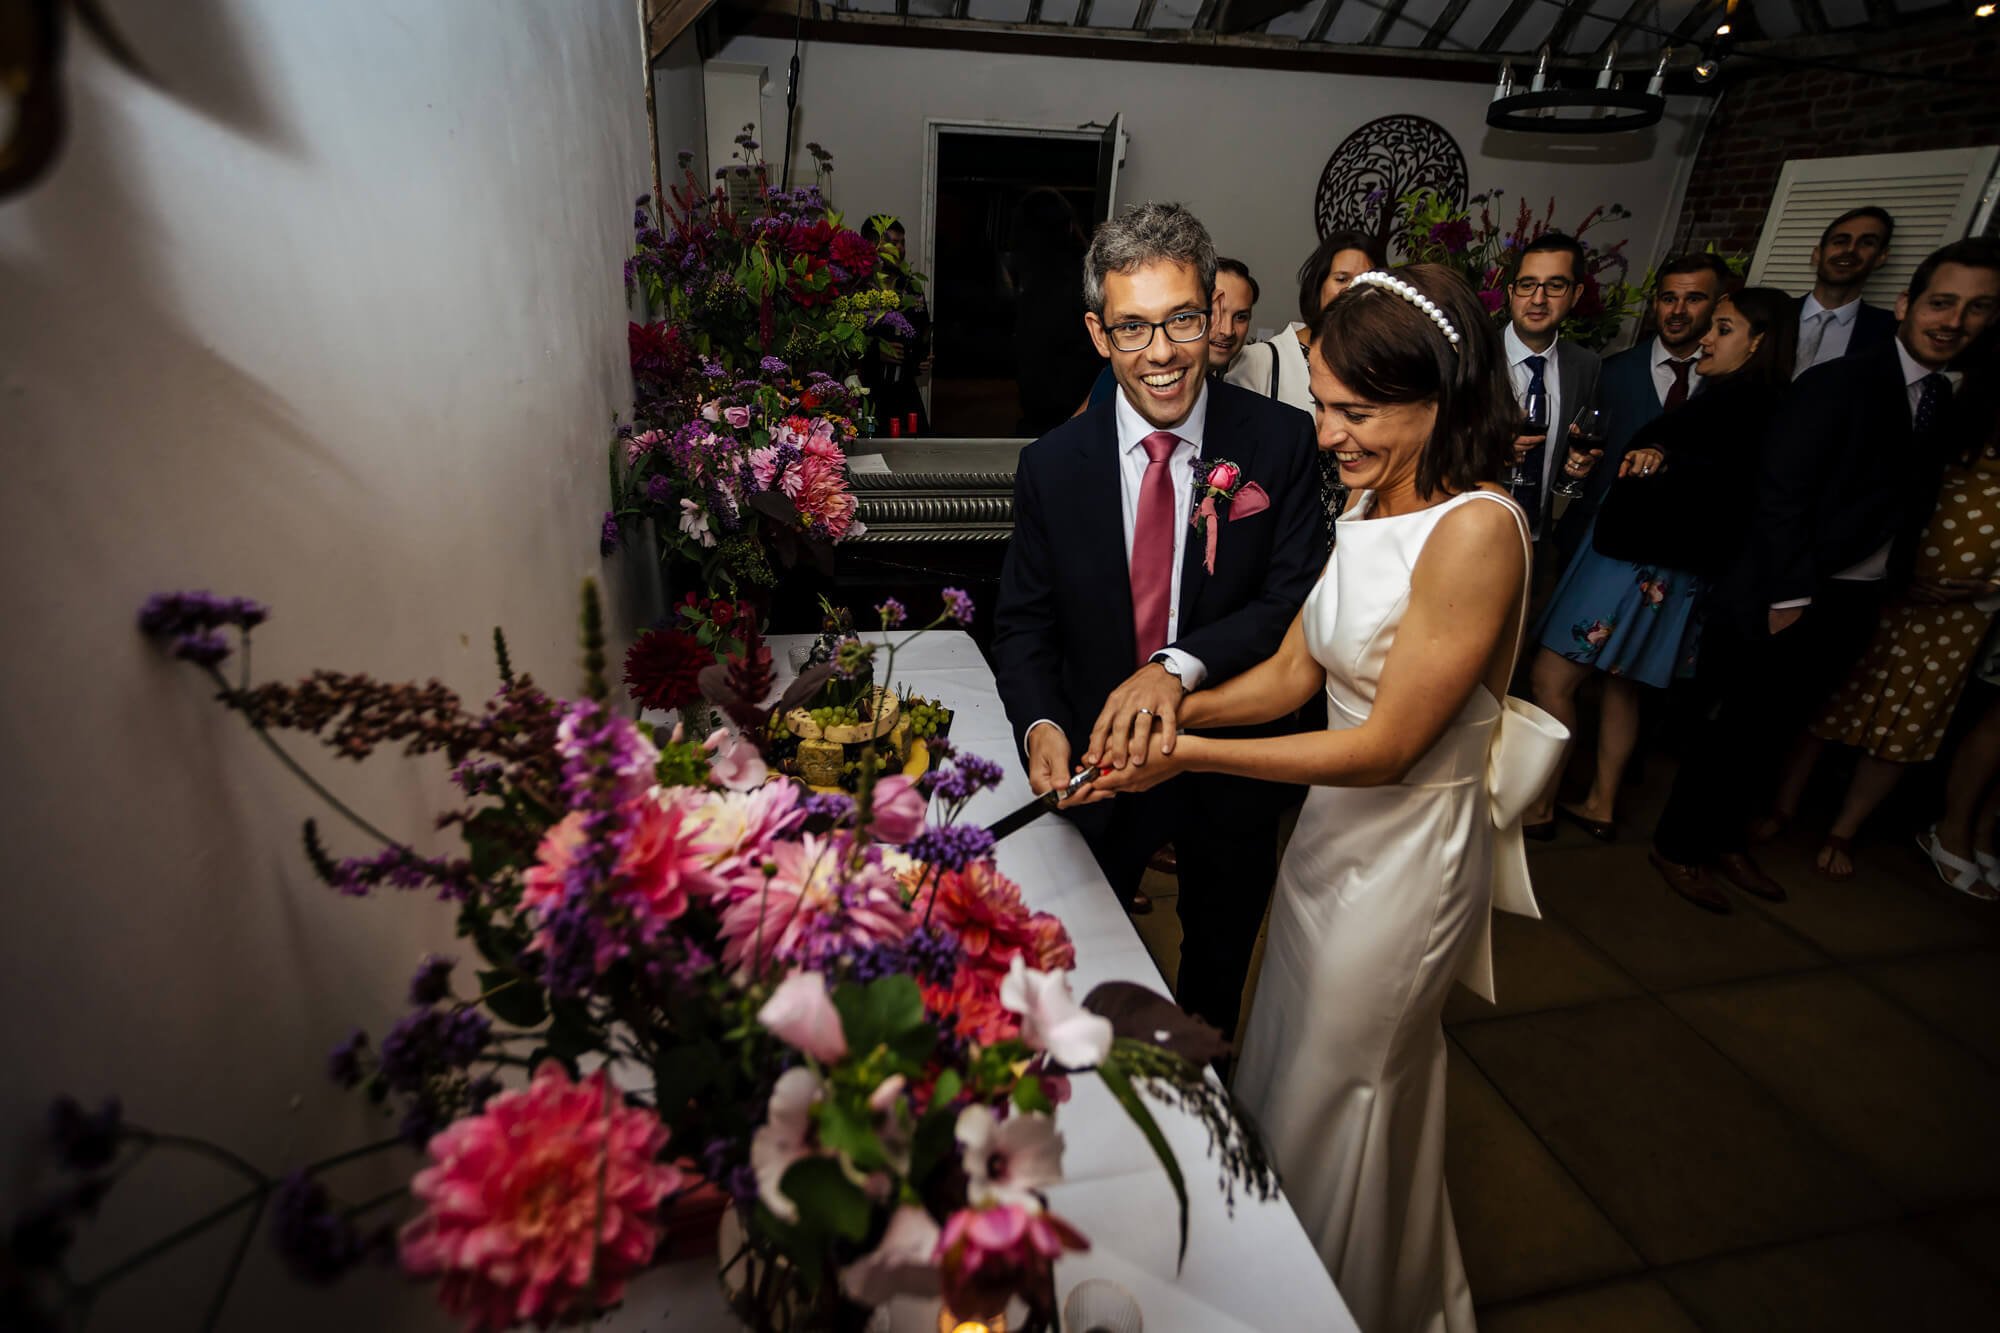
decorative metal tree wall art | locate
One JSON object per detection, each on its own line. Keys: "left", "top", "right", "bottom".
{"left": 1314, "top": 115, "right": 1469, "bottom": 258}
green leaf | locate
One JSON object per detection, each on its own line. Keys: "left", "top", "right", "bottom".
{"left": 462, "top": 807, "right": 523, "bottom": 880}
{"left": 479, "top": 971, "right": 547, "bottom": 1028}
{"left": 909, "top": 1070, "right": 963, "bottom": 1182}
{"left": 816, "top": 1098, "right": 887, "bottom": 1172}
{"left": 1011, "top": 1076, "right": 1054, "bottom": 1115}
{"left": 831, "top": 974, "right": 925, "bottom": 1056}
{"left": 543, "top": 1001, "right": 599, "bottom": 1063}
{"left": 779, "top": 1156, "right": 872, "bottom": 1242}
{"left": 651, "top": 1040, "right": 724, "bottom": 1114}
{"left": 1098, "top": 1061, "right": 1189, "bottom": 1271}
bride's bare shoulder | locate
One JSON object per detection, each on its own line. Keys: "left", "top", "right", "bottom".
{"left": 1416, "top": 493, "right": 1527, "bottom": 585}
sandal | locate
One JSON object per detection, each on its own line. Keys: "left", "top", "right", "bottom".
{"left": 1814, "top": 836, "right": 1855, "bottom": 880}
{"left": 1977, "top": 848, "right": 2000, "bottom": 890}
{"left": 1920, "top": 828, "right": 1999, "bottom": 901}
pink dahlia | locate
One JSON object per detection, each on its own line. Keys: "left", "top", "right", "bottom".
{"left": 912, "top": 862, "right": 1073, "bottom": 973}
{"left": 780, "top": 454, "right": 859, "bottom": 541}
{"left": 401, "top": 1062, "right": 683, "bottom": 1331}
{"left": 521, "top": 792, "right": 726, "bottom": 972}
{"left": 715, "top": 832, "right": 913, "bottom": 975}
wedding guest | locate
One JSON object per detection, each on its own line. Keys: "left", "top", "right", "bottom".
{"left": 1650, "top": 238, "right": 2000, "bottom": 911}
{"left": 1524, "top": 287, "right": 1795, "bottom": 841}
{"left": 1208, "top": 258, "right": 1258, "bottom": 374}
{"left": 1768, "top": 322, "right": 2000, "bottom": 885}
{"left": 1793, "top": 206, "right": 1897, "bottom": 376}
{"left": 1550, "top": 252, "right": 1730, "bottom": 565}
{"left": 1227, "top": 230, "right": 1384, "bottom": 549}
{"left": 992, "top": 201, "right": 1319, "bottom": 1037}
{"left": 1501, "top": 232, "right": 1602, "bottom": 547}
{"left": 1088, "top": 264, "right": 1548, "bottom": 1331}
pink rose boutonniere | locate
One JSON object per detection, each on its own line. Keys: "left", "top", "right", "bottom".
{"left": 1190, "top": 459, "right": 1245, "bottom": 575}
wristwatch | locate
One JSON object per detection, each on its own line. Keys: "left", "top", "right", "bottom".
{"left": 1149, "top": 652, "right": 1189, "bottom": 694}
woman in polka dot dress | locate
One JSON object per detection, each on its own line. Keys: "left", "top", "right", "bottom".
{"left": 1773, "top": 333, "right": 2000, "bottom": 889}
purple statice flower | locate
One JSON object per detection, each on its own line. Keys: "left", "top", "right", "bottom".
{"left": 449, "top": 757, "right": 505, "bottom": 796}
{"left": 646, "top": 475, "right": 674, "bottom": 505}
{"left": 270, "top": 1171, "right": 383, "bottom": 1285}
{"left": 848, "top": 923, "right": 960, "bottom": 988}
{"left": 47, "top": 1097, "right": 122, "bottom": 1172}
{"left": 909, "top": 822, "right": 995, "bottom": 872}
{"left": 325, "top": 847, "right": 455, "bottom": 898}
{"left": 869, "top": 311, "right": 917, "bottom": 340}
{"left": 923, "top": 752, "right": 1005, "bottom": 804}
{"left": 941, "top": 587, "right": 975, "bottom": 627}
{"left": 407, "top": 955, "right": 455, "bottom": 1006}
{"left": 759, "top": 355, "right": 789, "bottom": 375}
{"left": 554, "top": 699, "right": 658, "bottom": 807}
{"left": 326, "top": 1029, "right": 368, "bottom": 1089}
{"left": 378, "top": 1007, "right": 490, "bottom": 1095}
{"left": 800, "top": 791, "right": 856, "bottom": 823}
{"left": 876, "top": 597, "right": 907, "bottom": 629}
{"left": 171, "top": 631, "right": 232, "bottom": 667}
{"left": 600, "top": 511, "right": 621, "bottom": 557}
{"left": 137, "top": 590, "right": 269, "bottom": 638}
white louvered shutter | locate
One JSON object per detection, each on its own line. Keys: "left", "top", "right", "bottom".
{"left": 1748, "top": 147, "right": 2000, "bottom": 302}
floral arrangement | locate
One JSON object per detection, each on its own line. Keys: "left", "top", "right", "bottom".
{"left": 4, "top": 586, "right": 1271, "bottom": 1332}
{"left": 609, "top": 140, "right": 915, "bottom": 598}
{"left": 1387, "top": 188, "right": 1640, "bottom": 351}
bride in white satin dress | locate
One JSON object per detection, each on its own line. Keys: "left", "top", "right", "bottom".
{"left": 1088, "top": 265, "right": 1557, "bottom": 1332}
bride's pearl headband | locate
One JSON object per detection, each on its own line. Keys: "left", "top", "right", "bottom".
{"left": 1345, "top": 271, "right": 1462, "bottom": 349}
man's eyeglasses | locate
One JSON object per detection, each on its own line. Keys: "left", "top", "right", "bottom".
{"left": 1102, "top": 310, "right": 1210, "bottom": 353}
{"left": 1510, "top": 277, "right": 1576, "bottom": 298}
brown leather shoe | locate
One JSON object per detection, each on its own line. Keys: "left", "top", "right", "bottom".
{"left": 1650, "top": 849, "right": 1732, "bottom": 914}
{"left": 1716, "top": 852, "right": 1787, "bottom": 903}
{"left": 1125, "top": 889, "right": 1154, "bottom": 916}
{"left": 1147, "top": 844, "right": 1178, "bottom": 875}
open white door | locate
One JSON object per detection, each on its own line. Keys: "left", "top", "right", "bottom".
{"left": 1094, "top": 113, "right": 1126, "bottom": 224}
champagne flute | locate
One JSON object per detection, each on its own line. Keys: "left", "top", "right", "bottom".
{"left": 1552, "top": 406, "right": 1607, "bottom": 500}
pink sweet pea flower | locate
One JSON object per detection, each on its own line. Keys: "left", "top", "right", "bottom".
{"left": 998, "top": 956, "right": 1112, "bottom": 1069}
{"left": 936, "top": 1202, "right": 1088, "bottom": 1320}
{"left": 758, "top": 969, "right": 849, "bottom": 1065}
{"left": 840, "top": 1204, "right": 943, "bottom": 1306}
{"left": 869, "top": 773, "right": 926, "bottom": 844}
{"left": 955, "top": 1105, "right": 1064, "bottom": 1208}
{"left": 750, "top": 1067, "right": 823, "bottom": 1223}
{"left": 400, "top": 1062, "right": 682, "bottom": 1331}
{"left": 705, "top": 727, "right": 769, "bottom": 792}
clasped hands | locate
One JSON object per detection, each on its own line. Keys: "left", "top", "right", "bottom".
{"left": 1025, "top": 662, "right": 1194, "bottom": 806}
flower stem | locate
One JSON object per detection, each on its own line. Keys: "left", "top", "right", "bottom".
{"left": 203, "top": 666, "right": 402, "bottom": 849}
{"left": 197, "top": 1193, "right": 267, "bottom": 1333}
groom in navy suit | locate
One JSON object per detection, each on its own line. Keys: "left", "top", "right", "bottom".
{"left": 993, "top": 203, "right": 1319, "bottom": 1041}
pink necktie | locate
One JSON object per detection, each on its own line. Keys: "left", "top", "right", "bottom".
{"left": 1130, "top": 431, "right": 1179, "bottom": 665}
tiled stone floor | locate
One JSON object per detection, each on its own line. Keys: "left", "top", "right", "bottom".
{"left": 1128, "top": 761, "right": 2000, "bottom": 1331}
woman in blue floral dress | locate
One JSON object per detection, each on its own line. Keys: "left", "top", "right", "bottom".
{"left": 1523, "top": 288, "right": 1796, "bottom": 837}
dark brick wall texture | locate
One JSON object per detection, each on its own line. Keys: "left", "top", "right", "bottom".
{"left": 1670, "top": 22, "right": 2000, "bottom": 261}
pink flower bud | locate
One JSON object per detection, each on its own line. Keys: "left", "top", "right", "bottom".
{"left": 869, "top": 774, "right": 926, "bottom": 845}
{"left": 1206, "top": 461, "right": 1240, "bottom": 492}
{"left": 758, "top": 970, "right": 848, "bottom": 1064}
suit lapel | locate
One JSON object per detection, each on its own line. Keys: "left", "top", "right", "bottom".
{"left": 1180, "top": 382, "right": 1250, "bottom": 626}
{"left": 1077, "top": 401, "right": 1137, "bottom": 662}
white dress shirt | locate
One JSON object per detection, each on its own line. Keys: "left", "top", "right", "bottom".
{"left": 1025, "top": 383, "right": 1213, "bottom": 746}
{"left": 1650, "top": 342, "right": 1702, "bottom": 406}
{"left": 1775, "top": 339, "right": 1963, "bottom": 608}
{"left": 1504, "top": 324, "right": 1563, "bottom": 537}
{"left": 1796, "top": 293, "right": 1863, "bottom": 373}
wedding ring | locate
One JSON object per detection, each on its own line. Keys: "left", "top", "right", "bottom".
{"left": 1136, "top": 707, "right": 1155, "bottom": 717}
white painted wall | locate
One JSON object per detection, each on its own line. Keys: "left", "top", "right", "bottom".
{"left": 718, "top": 33, "right": 1711, "bottom": 343}
{"left": 0, "top": 2, "right": 656, "bottom": 1326}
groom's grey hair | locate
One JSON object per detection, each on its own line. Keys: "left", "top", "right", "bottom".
{"left": 1083, "top": 202, "right": 1218, "bottom": 317}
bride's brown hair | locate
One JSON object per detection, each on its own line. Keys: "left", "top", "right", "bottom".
{"left": 1311, "top": 262, "right": 1517, "bottom": 499}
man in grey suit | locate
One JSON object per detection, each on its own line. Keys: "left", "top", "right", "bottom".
{"left": 1500, "top": 232, "right": 1602, "bottom": 562}
{"left": 1793, "top": 206, "right": 1898, "bottom": 376}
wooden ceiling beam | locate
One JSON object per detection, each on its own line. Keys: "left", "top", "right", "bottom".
{"left": 1789, "top": 0, "right": 1828, "bottom": 34}
{"left": 1543, "top": 0, "right": 1594, "bottom": 53}
{"left": 1363, "top": 0, "right": 1412, "bottom": 47}
{"left": 1420, "top": 0, "right": 1476, "bottom": 50}
{"left": 1478, "top": 0, "right": 1540, "bottom": 52}
{"left": 1134, "top": 0, "right": 1158, "bottom": 28}
{"left": 1594, "top": 0, "right": 1655, "bottom": 57}
{"left": 1305, "top": 0, "right": 1344, "bottom": 42}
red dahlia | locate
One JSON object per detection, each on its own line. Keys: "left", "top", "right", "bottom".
{"left": 624, "top": 627, "right": 710, "bottom": 713}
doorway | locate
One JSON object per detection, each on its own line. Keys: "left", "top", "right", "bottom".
{"left": 921, "top": 121, "right": 1124, "bottom": 438}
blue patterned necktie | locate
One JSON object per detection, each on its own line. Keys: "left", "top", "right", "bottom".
{"left": 1913, "top": 373, "right": 1950, "bottom": 437}
{"left": 1515, "top": 354, "right": 1548, "bottom": 530}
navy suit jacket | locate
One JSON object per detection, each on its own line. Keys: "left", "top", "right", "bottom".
{"left": 1553, "top": 337, "right": 1676, "bottom": 559}
{"left": 992, "top": 379, "right": 1321, "bottom": 760}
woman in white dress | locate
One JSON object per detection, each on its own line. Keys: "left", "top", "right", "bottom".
{"left": 1088, "top": 264, "right": 1545, "bottom": 1332}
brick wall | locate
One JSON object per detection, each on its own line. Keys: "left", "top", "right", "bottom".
{"left": 1671, "top": 21, "right": 2000, "bottom": 257}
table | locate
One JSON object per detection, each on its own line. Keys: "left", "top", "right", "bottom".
{"left": 618, "top": 631, "right": 1354, "bottom": 1331}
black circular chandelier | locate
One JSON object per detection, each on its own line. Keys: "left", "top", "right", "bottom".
{"left": 1485, "top": 44, "right": 1670, "bottom": 136}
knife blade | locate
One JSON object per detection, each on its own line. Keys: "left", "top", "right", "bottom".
{"left": 984, "top": 765, "right": 1101, "bottom": 842}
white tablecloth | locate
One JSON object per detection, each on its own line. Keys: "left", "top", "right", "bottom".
{"left": 618, "top": 631, "right": 1353, "bottom": 1332}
